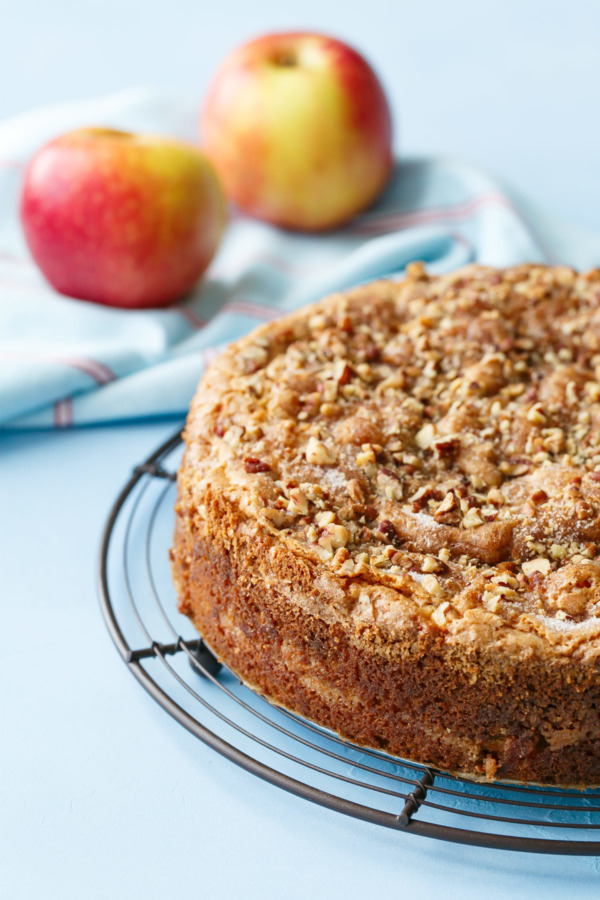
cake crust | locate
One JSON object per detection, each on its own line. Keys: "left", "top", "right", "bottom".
{"left": 172, "top": 263, "right": 600, "bottom": 785}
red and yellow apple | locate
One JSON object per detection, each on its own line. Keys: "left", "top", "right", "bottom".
{"left": 20, "top": 129, "right": 226, "bottom": 309}
{"left": 201, "top": 32, "right": 393, "bottom": 231}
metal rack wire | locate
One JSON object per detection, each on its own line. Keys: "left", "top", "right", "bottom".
{"left": 98, "top": 428, "right": 600, "bottom": 855}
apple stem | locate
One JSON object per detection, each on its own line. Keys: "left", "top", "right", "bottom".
{"left": 273, "top": 51, "right": 297, "bottom": 67}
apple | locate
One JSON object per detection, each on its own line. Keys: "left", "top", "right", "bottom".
{"left": 201, "top": 32, "right": 393, "bottom": 232}
{"left": 20, "top": 128, "right": 226, "bottom": 309}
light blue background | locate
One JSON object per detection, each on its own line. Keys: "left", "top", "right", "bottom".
{"left": 3, "top": 0, "right": 600, "bottom": 233}
{"left": 3, "top": 2, "right": 600, "bottom": 897}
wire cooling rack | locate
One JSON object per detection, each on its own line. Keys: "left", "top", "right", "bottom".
{"left": 98, "top": 427, "right": 600, "bottom": 855}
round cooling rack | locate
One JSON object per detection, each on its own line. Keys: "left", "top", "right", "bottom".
{"left": 98, "top": 427, "right": 600, "bottom": 855}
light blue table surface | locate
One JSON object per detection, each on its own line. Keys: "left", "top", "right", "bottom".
{"left": 3, "top": 1, "right": 600, "bottom": 897}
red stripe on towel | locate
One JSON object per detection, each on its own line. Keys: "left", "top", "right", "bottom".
{"left": 53, "top": 397, "right": 73, "bottom": 428}
{"left": 61, "top": 355, "right": 115, "bottom": 385}
{"left": 349, "top": 192, "right": 515, "bottom": 235}
{"left": 175, "top": 306, "right": 207, "bottom": 330}
{"left": 225, "top": 299, "right": 281, "bottom": 321}
{"left": 0, "top": 350, "right": 116, "bottom": 385}
{"left": 208, "top": 193, "right": 519, "bottom": 278}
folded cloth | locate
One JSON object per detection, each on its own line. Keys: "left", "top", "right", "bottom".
{"left": 1, "top": 88, "right": 599, "bottom": 430}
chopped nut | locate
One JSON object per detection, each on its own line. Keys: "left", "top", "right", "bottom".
{"left": 585, "top": 381, "right": 600, "bottom": 401}
{"left": 315, "top": 510, "right": 336, "bottom": 526}
{"left": 570, "top": 554, "right": 591, "bottom": 565}
{"left": 308, "top": 313, "right": 326, "bottom": 331}
{"left": 316, "top": 544, "right": 334, "bottom": 561}
{"left": 305, "top": 524, "right": 318, "bottom": 543}
{"left": 377, "top": 468, "right": 403, "bottom": 501}
{"left": 328, "top": 524, "right": 350, "bottom": 549}
{"left": 321, "top": 380, "right": 338, "bottom": 402}
{"left": 224, "top": 425, "right": 244, "bottom": 447}
{"left": 492, "top": 572, "right": 519, "bottom": 589}
{"left": 526, "top": 404, "right": 546, "bottom": 425}
{"left": 488, "top": 580, "right": 517, "bottom": 599}
{"left": 434, "top": 491, "right": 461, "bottom": 524}
{"left": 241, "top": 344, "right": 268, "bottom": 372}
{"left": 415, "top": 423, "right": 436, "bottom": 449}
{"left": 530, "top": 489, "right": 548, "bottom": 504}
{"left": 355, "top": 446, "right": 377, "bottom": 468}
{"left": 482, "top": 591, "right": 501, "bottom": 612}
{"left": 299, "top": 483, "right": 325, "bottom": 502}
{"left": 575, "top": 500, "right": 593, "bottom": 520}
{"left": 244, "top": 457, "right": 271, "bottom": 474}
{"left": 409, "top": 485, "right": 437, "bottom": 513}
{"left": 469, "top": 475, "right": 487, "bottom": 490}
{"left": 433, "top": 436, "right": 461, "bottom": 459}
{"left": 370, "top": 552, "right": 391, "bottom": 567}
{"left": 566, "top": 381, "right": 579, "bottom": 405}
{"left": 543, "top": 428, "right": 565, "bottom": 454}
{"left": 356, "top": 363, "right": 375, "bottom": 382}
{"left": 287, "top": 489, "right": 309, "bottom": 515}
{"left": 431, "top": 600, "right": 450, "bottom": 625}
{"left": 462, "top": 507, "right": 484, "bottom": 529}
{"left": 261, "top": 508, "right": 288, "bottom": 528}
{"left": 522, "top": 557, "right": 551, "bottom": 577}
{"left": 403, "top": 397, "right": 425, "bottom": 416}
{"left": 422, "top": 556, "right": 439, "bottom": 573}
{"left": 347, "top": 478, "right": 366, "bottom": 503}
{"left": 305, "top": 436, "right": 336, "bottom": 465}
{"left": 319, "top": 402, "right": 339, "bottom": 417}
{"left": 422, "top": 574, "right": 443, "bottom": 597}
{"left": 526, "top": 539, "right": 546, "bottom": 555}
{"left": 499, "top": 460, "right": 531, "bottom": 477}
{"left": 406, "top": 260, "right": 427, "bottom": 280}
{"left": 503, "top": 383, "right": 525, "bottom": 398}
{"left": 377, "top": 520, "right": 398, "bottom": 542}
{"left": 334, "top": 360, "right": 355, "bottom": 385}
{"left": 486, "top": 488, "right": 505, "bottom": 506}
{"left": 438, "top": 548, "right": 450, "bottom": 563}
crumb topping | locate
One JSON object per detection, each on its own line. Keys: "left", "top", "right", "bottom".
{"left": 185, "top": 263, "right": 600, "bottom": 646}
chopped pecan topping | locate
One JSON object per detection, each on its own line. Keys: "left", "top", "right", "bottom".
{"left": 347, "top": 478, "right": 366, "bottom": 503}
{"left": 377, "top": 520, "right": 398, "bottom": 541}
{"left": 433, "top": 436, "right": 461, "bottom": 459}
{"left": 305, "top": 437, "right": 336, "bottom": 465}
{"left": 198, "top": 263, "right": 600, "bottom": 623}
{"left": 522, "top": 558, "right": 551, "bottom": 577}
{"left": 434, "top": 491, "right": 459, "bottom": 524}
{"left": 244, "top": 457, "right": 271, "bottom": 474}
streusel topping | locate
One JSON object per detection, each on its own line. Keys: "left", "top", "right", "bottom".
{"left": 184, "top": 264, "right": 600, "bottom": 651}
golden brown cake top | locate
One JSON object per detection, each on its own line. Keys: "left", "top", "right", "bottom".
{"left": 183, "top": 263, "right": 600, "bottom": 659}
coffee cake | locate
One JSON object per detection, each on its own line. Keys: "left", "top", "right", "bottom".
{"left": 172, "top": 263, "right": 600, "bottom": 785}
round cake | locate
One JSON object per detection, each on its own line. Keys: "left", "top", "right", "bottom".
{"left": 172, "top": 263, "right": 600, "bottom": 786}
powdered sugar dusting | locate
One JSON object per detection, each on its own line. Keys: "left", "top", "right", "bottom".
{"left": 537, "top": 615, "right": 598, "bottom": 632}
{"left": 318, "top": 468, "right": 347, "bottom": 492}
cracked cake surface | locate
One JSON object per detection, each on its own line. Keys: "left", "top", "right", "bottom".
{"left": 173, "top": 263, "right": 600, "bottom": 784}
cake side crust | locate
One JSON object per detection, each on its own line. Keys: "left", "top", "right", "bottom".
{"left": 172, "top": 481, "right": 600, "bottom": 786}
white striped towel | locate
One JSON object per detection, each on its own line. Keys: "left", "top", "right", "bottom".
{"left": 1, "top": 87, "right": 599, "bottom": 429}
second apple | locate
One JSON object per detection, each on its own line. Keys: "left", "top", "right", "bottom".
{"left": 202, "top": 32, "right": 393, "bottom": 232}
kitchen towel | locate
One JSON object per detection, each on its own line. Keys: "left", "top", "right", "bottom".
{"left": 1, "top": 87, "right": 600, "bottom": 429}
